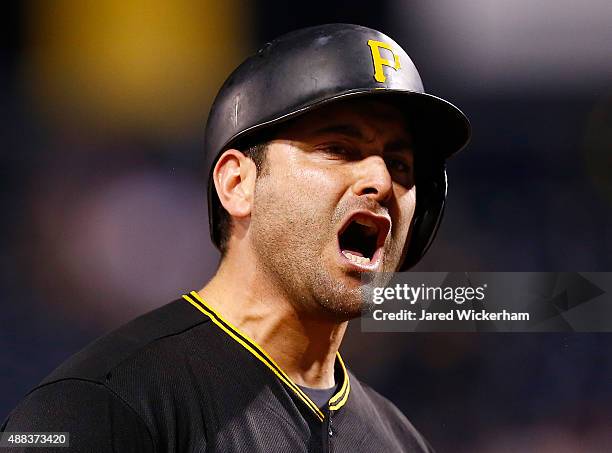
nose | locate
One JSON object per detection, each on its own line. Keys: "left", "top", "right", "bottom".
{"left": 350, "top": 155, "right": 393, "bottom": 204}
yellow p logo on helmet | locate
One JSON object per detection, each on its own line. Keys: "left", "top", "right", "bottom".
{"left": 367, "top": 39, "right": 401, "bottom": 83}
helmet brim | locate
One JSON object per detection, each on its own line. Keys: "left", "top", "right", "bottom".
{"left": 222, "top": 88, "right": 471, "bottom": 162}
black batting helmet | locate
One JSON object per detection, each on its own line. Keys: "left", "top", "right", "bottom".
{"left": 203, "top": 23, "right": 471, "bottom": 270}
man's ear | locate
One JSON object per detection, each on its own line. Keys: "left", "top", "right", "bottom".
{"left": 213, "top": 149, "right": 258, "bottom": 218}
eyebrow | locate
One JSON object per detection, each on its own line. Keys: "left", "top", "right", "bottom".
{"left": 313, "top": 124, "right": 366, "bottom": 141}
{"left": 313, "top": 123, "right": 413, "bottom": 155}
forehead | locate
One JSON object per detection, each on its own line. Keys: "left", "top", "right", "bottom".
{"left": 274, "top": 97, "right": 411, "bottom": 142}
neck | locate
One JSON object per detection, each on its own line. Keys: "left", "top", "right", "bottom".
{"left": 198, "top": 251, "right": 347, "bottom": 389}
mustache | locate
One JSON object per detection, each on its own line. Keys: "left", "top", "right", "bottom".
{"left": 333, "top": 197, "right": 390, "bottom": 224}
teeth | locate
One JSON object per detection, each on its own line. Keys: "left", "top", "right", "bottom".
{"left": 355, "top": 218, "right": 376, "bottom": 228}
{"left": 354, "top": 218, "right": 378, "bottom": 236}
{"left": 342, "top": 251, "right": 371, "bottom": 265}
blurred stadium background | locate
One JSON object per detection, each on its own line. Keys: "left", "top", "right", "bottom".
{"left": 1, "top": 1, "right": 611, "bottom": 451}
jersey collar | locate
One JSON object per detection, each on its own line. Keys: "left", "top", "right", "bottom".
{"left": 183, "top": 291, "right": 350, "bottom": 421}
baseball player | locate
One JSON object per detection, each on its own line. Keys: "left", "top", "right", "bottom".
{"left": 2, "top": 24, "right": 470, "bottom": 452}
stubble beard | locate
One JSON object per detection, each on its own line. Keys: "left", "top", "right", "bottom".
{"left": 249, "top": 183, "right": 365, "bottom": 321}
{"left": 249, "top": 180, "right": 405, "bottom": 322}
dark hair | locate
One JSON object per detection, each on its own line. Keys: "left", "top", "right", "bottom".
{"left": 215, "top": 141, "right": 269, "bottom": 257}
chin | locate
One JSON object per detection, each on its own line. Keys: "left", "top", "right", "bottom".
{"left": 306, "top": 262, "right": 370, "bottom": 320}
{"left": 315, "top": 287, "right": 364, "bottom": 321}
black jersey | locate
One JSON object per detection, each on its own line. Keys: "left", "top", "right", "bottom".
{"left": 2, "top": 291, "right": 433, "bottom": 452}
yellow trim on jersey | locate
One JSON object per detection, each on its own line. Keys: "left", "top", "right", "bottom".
{"left": 182, "top": 293, "right": 324, "bottom": 421}
{"left": 183, "top": 291, "right": 351, "bottom": 420}
{"left": 328, "top": 354, "right": 350, "bottom": 410}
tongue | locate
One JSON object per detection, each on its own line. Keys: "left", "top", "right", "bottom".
{"left": 342, "top": 248, "right": 364, "bottom": 257}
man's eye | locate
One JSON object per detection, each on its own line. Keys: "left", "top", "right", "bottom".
{"left": 322, "top": 145, "right": 357, "bottom": 159}
{"left": 326, "top": 145, "right": 350, "bottom": 155}
{"left": 386, "top": 158, "right": 410, "bottom": 173}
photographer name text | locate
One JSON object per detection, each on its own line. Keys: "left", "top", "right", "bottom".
{"left": 372, "top": 309, "right": 529, "bottom": 321}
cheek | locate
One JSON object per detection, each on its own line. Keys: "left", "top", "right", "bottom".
{"left": 254, "top": 160, "right": 345, "bottom": 233}
{"left": 393, "top": 186, "right": 417, "bottom": 237}
{"left": 284, "top": 158, "right": 347, "bottom": 210}
{"left": 266, "top": 145, "right": 349, "bottom": 209}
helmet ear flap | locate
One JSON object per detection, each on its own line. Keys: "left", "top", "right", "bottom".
{"left": 400, "top": 162, "right": 447, "bottom": 271}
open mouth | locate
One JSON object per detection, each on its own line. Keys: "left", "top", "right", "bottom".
{"left": 337, "top": 212, "right": 391, "bottom": 269}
